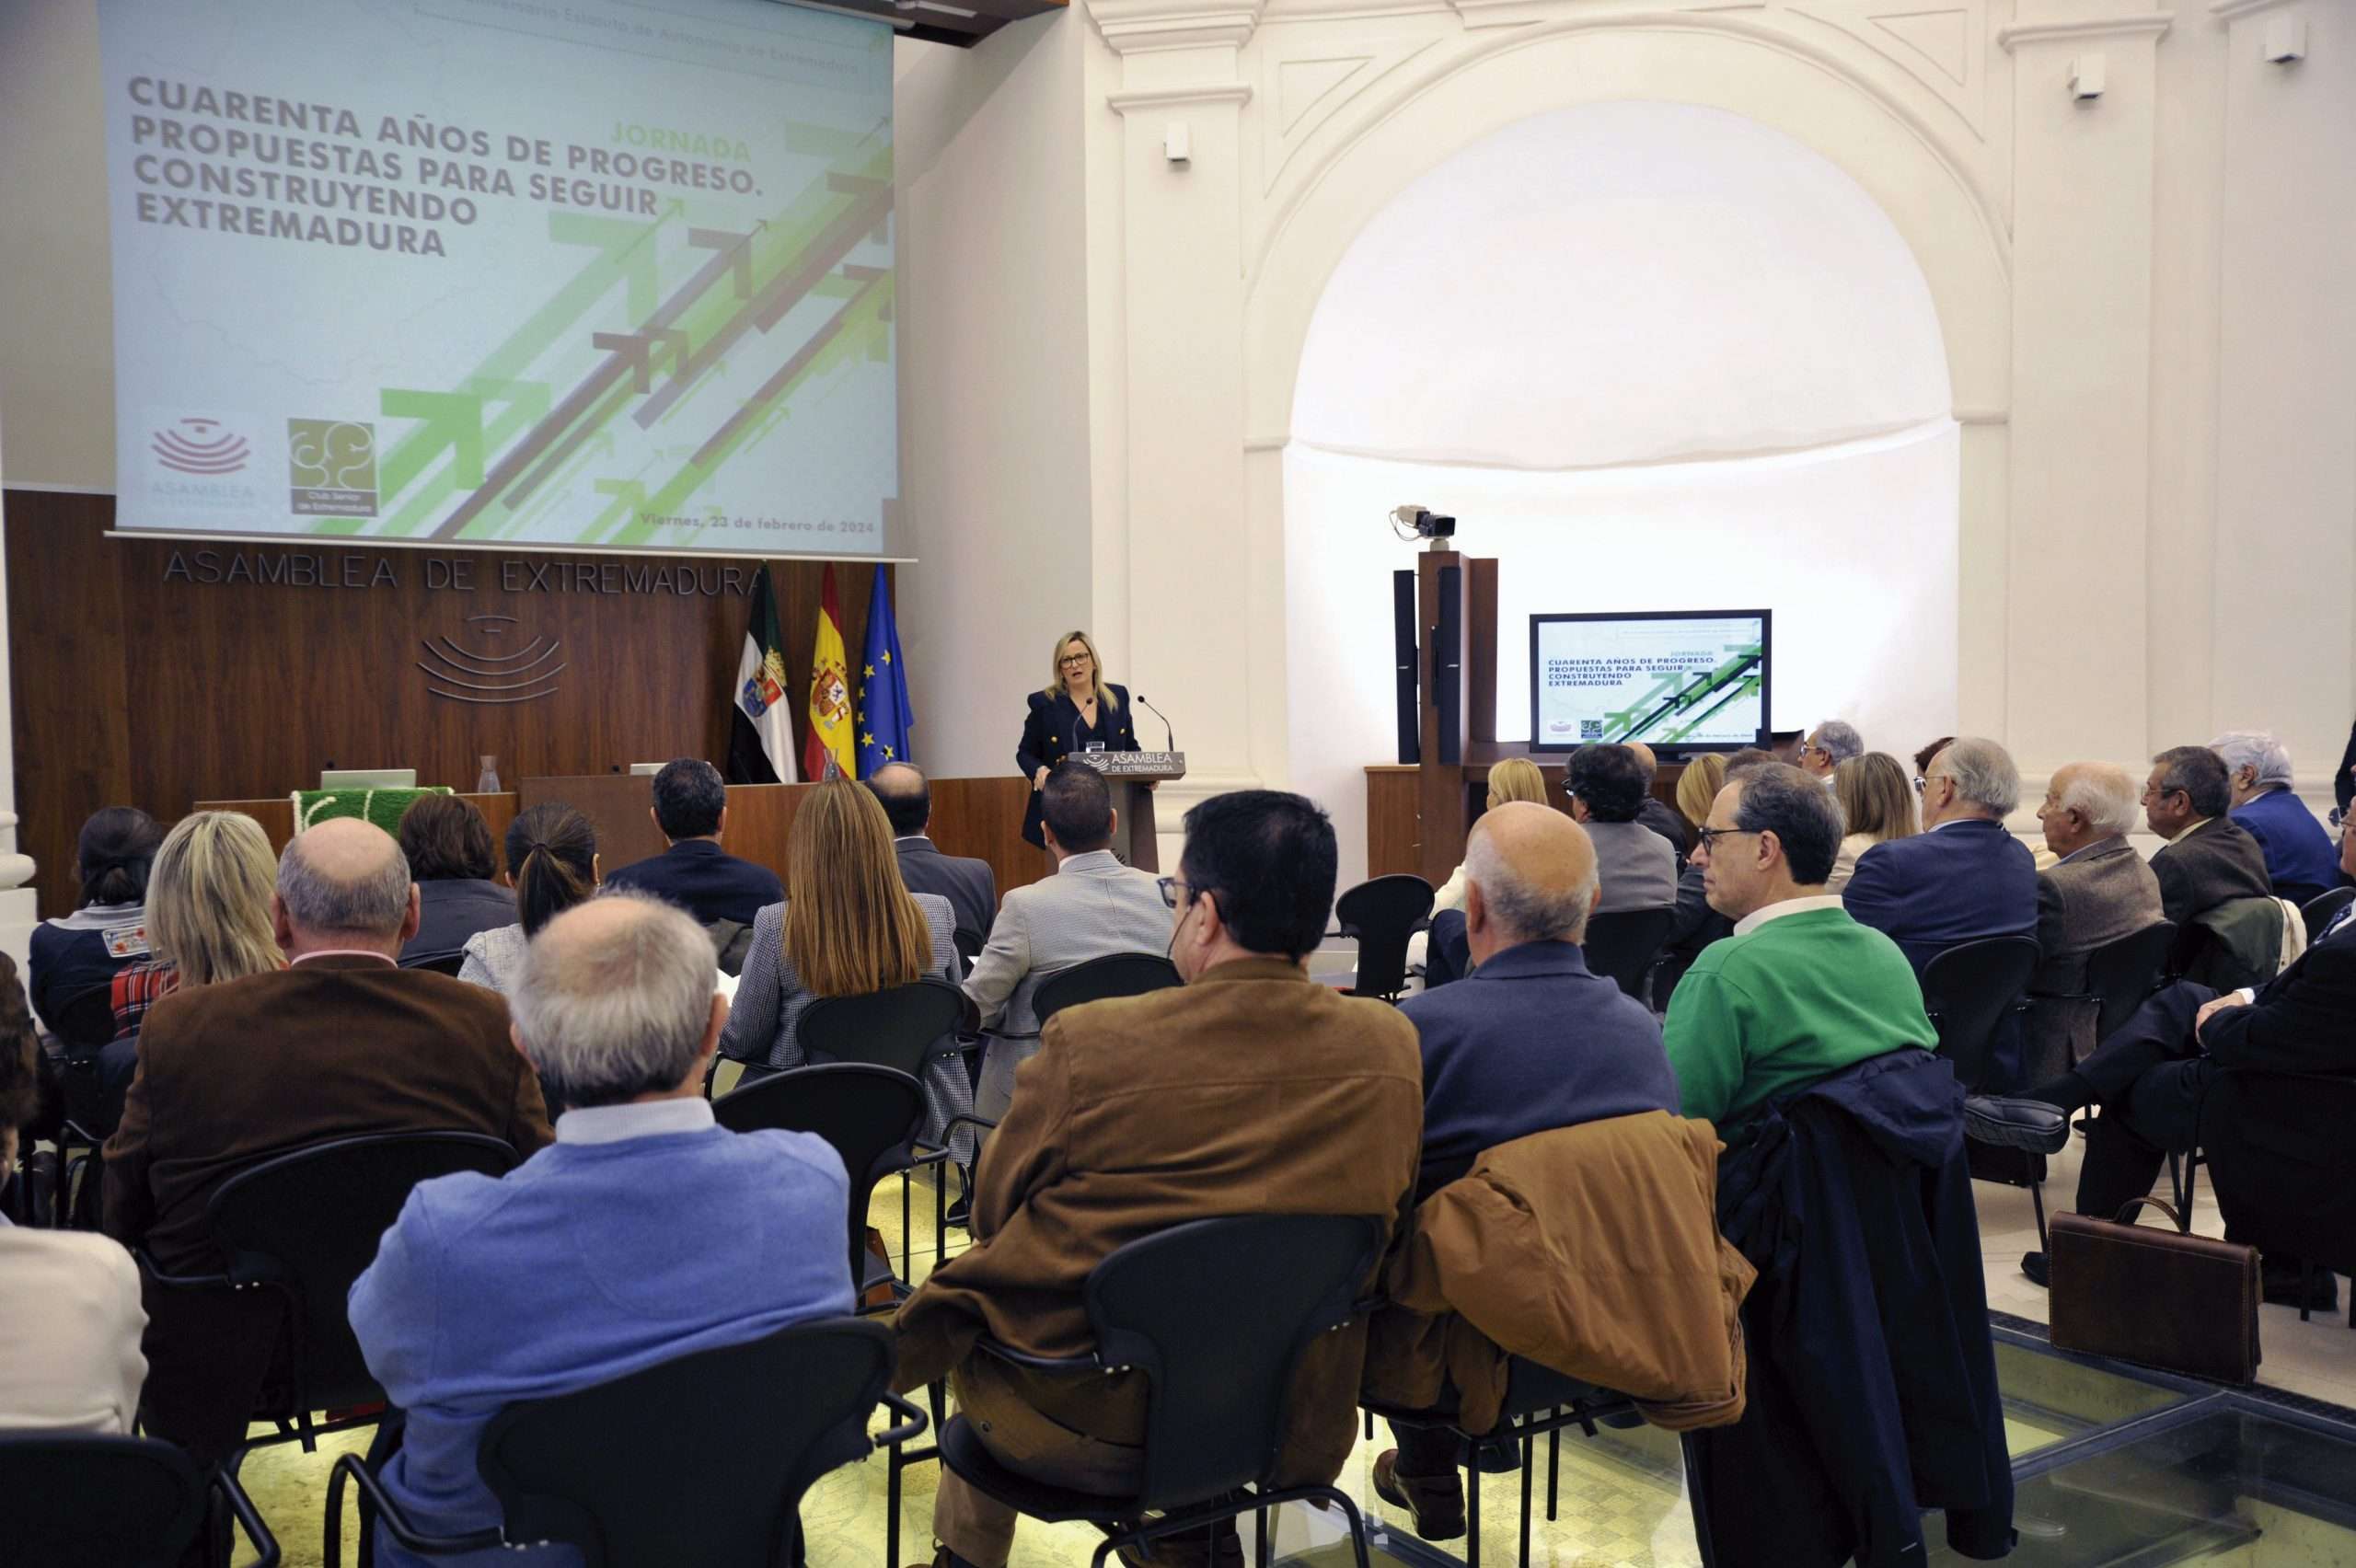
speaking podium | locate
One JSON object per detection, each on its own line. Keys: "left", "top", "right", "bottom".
{"left": 1071, "top": 750, "right": 1186, "bottom": 871}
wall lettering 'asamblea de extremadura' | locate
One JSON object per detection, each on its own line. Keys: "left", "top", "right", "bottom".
{"left": 159, "top": 548, "right": 759, "bottom": 595}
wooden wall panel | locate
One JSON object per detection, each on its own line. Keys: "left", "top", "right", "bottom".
{"left": 6, "top": 494, "right": 927, "bottom": 918}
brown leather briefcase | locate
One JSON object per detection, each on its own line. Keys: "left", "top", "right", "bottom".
{"left": 2048, "top": 1198, "right": 2260, "bottom": 1385}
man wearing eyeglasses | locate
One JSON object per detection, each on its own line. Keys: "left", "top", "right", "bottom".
{"left": 1663, "top": 764, "right": 1936, "bottom": 1130}
{"left": 2142, "top": 745, "right": 2273, "bottom": 929}
{"left": 1797, "top": 720, "right": 1864, "bottom": 782}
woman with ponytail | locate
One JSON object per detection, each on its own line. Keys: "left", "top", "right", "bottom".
{"left": 458, "top": 804, "right": 600, "bottom": 995}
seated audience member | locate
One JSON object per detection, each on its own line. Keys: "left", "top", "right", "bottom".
{"left": 964, "top": 763, "right": 1168, "bottom": 1124}
{"left": 102, "top": 816, "right": 551, "bottom": 1463}
{"left": 1842, "top": 736, "right": 2038, "bottom": 974}
{"left": 1798, "top": 720, "right": 1864, "bottom": 782}
{"left": 1665, "top": 764, "right": 1936, "bottom": 1129}
{"left": 2143, "top": 744, "right": 2272, "bottom": 928}
{"left": 2212, "top": 730, "right": 2340, "bottom": 900}
{"left": 351, "top": 896, "right": 851, "bottom": 1568}
{"left": 1626, "top": 743, "right": 1694, "bottom": 862}
{"left": 1375, "top": 803, "right": 1679, "bottom": 1534}
{"left": 87, "top": 812, "right": 284, "bottom": 1136}
{"left": 1653, "top": 753, "right": 1734, "bottom": 1007}
{"left": 600, "top": 758, "right": 783, "bottom": 930}
{"left": 1825, "top": 752, "right": 1919, "bottom": 894}
{"left": 1913, "top": 736, "right": 1957, "bottom": 781}
{"left": 870, "top": 762, "right": 998, "bottom": 956}
{"left": 1723, "top": 746, "right": 1773, "bottom": 775}
{"left": 1433, "top": 758, "right": 1549, "bottom": 914}
{"left": 29, "top": 808, "right": 165, "bottom": 1044}
{"left": 1565, "top": 744, "right": 1677, "bottom": 913}
{"left": 1972, "top": 815, "right": 2356, "bottom": 1303}
{"left": 719, "top": 780, "right": 972, "bottom": 1153}
{"left": 895, "top": 791, "right": 1422, "bottom": 1568}
{"left": 2020, "top": 764, "right": 2165, "bottom": 1081}
{"left": 397, "top": 794, "right": 515, "bottom": 967}
{"left": 0, "top": 954, "right": 147, "bottom": 1435}
{"left": 461, "top": 804, "right": 599, "bottom": 995}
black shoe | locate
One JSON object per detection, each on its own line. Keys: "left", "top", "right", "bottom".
{"left": 1965, "top": 1096, "right": 2071, "bottom": 1155}
{"left": 943, "top": 1195, "right": 971, "bottom": 1228}
{"left": 1461, "top": 1431, "right": 1521, "bottom": 1474}
{"left": 2262, "top": 1268, "right": 2339, "bottom": 1311}
{"left": 2020, "top": 1251, "right": 2050, "bottom": 1289}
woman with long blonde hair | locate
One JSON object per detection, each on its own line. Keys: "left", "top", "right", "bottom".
{"left": 1656, "top": 752, "right": 1738, "bottom": 1009}
{"left": 1015, "top": 629, "right": 1139, "bottom": 849}
{"left": 720, "top": 780, "right": 971, "bottom": 1149}
{"left": 1826, "top": 752, "right": 1920, "bottom": 894}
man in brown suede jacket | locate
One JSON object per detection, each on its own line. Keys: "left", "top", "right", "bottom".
{"left": 895, "top": 790, "right": 1423, "bottom": 1568}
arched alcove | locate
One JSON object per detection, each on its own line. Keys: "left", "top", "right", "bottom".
{"left": 1279, "top": 101, "right": 1960, "bottom": 886}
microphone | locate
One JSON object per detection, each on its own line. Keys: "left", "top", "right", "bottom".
{"left": 1137, "top": 694, "right": 1176, "bottom": 754}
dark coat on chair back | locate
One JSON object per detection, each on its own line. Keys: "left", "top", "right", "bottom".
{"left": 1683, "top": 1050, "right": 2014, "bottom": 1568}
{"left": 895, "top": 836, "right": 998, "bottom": 952}
{"left": 1016, "top": 685, "right": 1139, "bottom": 847}
{"left": 2020, "top": 838, "right": 2165, "bottom": 1080}
{"left": 398, "top": 878, "right": 515, "bottom": 967}
{"left": 2150, "top": 816, "right": 2272, "bottom": 928}
{"left": 1841, "top": 818, "right": 2038, "bottom": 974}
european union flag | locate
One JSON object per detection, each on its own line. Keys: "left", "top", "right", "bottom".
{"left": 856, "top": 564, "right": 914, "bottom": 778}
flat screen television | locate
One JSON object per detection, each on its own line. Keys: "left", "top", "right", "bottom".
{"left": 1529, "top": 609, "right": 1771, "bottom": 754}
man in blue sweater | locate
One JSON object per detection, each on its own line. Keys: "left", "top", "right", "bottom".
{"left": 350, "top": 894, "right": 853, "bottom": 1567}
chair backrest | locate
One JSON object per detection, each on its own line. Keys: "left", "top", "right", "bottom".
{"left": 2300, "top": 887, "right": 2355, "bottom": 946}
{"left": 0, "top": 1432, "right": 209, "bottom": 1567}
{"left": 1084, "top": 1213, "right": 1380, "bottom": 1512}
{"left": 2079, "top": 920, "right": 2177, "bottom": 1046}
{"left": 1334, "top": 875, "right": 1436, "bottom": 1000}
{"left": 205, "top": 1130, "right": 520, "bottom": 1412}
{"left": 478, "top": 1317, "right": 894, "bottom": 1568}
{"left": 797, "top": 979, "right": 966, "bottom": 1079}
{"left": 1579, "top": 906, "right": 1677, "bottom": 999}
{"left": 1034, "top": 952, "right": 1183, "bottom": 1026}
{"left": 713, "top": 1064, "right": 925, "bottom": 1289}
{"left": 1918, "top": 936, "right": 2042, "bottom": 1093}
{"left": 703, "top": 919, "right": 755, "bottom": 978}
{"left": 48, "top": 983, "right": 121, "bottom": 1050}
{"left": 953, "top": 927, "right": 983, "bottom": 978}
{"left": 398, "top": 950, "right": 468, "bottom": 976}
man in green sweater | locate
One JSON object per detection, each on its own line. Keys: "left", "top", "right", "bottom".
{"left": 1664, "top": 762, "right": 1936, "bottom": 1129}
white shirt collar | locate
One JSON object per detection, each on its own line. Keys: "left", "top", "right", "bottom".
{"left": 1733, "top": 894, "right": 1848, "bottom": 937}
{"left": 2167, "top": 816, "right": 2214, "bottom": 846}
{"left": 290, "top": 950, "right": 398, "bottom": 967}
{"left": 1056, "top": 849, "right": 1121, "bottom": 875}
{"left": 556, "top": 1097, "right": 716, "bottom": 1145}
{"left": 894, "top": 834, "right": 933, "bottom": 846}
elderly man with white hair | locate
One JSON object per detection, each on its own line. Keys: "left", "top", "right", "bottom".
{"left": 350, "top": 894, "right": 853, "bottom": 1568}
{"left": 1842, "top": 736, "right": 2039, "bottom": 981}
{"left": 1798, "top": 720, "right": 1865, "bottom": 780}
{"left": 2213, "top": 730, "right": 2341, "bottom": 901}
{"left": 2019, "top": 763, "right": 2167, "bottom": 1081}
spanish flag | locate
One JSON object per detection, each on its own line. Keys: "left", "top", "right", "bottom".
{"left": 804, "top": 564, "right": 857, "bottom": 782}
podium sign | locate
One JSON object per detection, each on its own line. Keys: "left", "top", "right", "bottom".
{"left": 1067, "top": 751, "right": 1184, "bottom": 870}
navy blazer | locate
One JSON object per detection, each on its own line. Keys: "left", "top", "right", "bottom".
{"left": 1398, "top": 940, "right": 1678, "bottom": 1200}
{"left": 1842, "top": 819, "right": 2038, "bottom": 974}
{"left": 601, "top": 839, "right": 784, "bottom": 930}
{"left": 2229, "top": 787, "right": 2340, "bottom": 895}
{"left": 1016, "top": 684, "right": 1140, "bottom": 848}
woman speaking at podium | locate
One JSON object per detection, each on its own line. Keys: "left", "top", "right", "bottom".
{"left": 1017, "top": 630, "right": 1138, "bottom": 847}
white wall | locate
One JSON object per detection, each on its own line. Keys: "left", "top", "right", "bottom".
{"left": 892, "top": 16, "right": 1097, "bottom": 779}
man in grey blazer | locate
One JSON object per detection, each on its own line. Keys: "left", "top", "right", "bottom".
{"left": 869, "top": 763, "right": 998, "bottom": 958}
{"left": 2021, "top": 762, "right": 2166, "bottom": 1080}
{"left": 964, "top": 762, "right": 1170, "bottom": 1122}
{"left": 1564, "top": 744, "right": 1678, "bottom": 913}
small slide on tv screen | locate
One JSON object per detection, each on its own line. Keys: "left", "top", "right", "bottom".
{"left": 1530, "top": 610, "right": 1770, "bottom": 753}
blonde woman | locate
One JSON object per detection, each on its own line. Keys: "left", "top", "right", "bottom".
{"left": 720, "top": 779, "right": 973, "bottom": 1156}
{"left": 1826, "top": 752, "right": 1921, "bottom": 894}
{"left": 1656, "top": 753, "right": 1735, "bottom": 1009}
{"left": 1016, "top": 630, "right": 1138, "bottom": 848}
{"left": 1433, "top": 757, "right": 1552, "bottom": 912}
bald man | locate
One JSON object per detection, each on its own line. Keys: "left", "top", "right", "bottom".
{"left": 104, "top": 815, "right": 551, "bottom": 1464}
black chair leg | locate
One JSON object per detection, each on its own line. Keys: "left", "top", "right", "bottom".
{"left": 886, "top": 1440, "right": 903, "bottom": 1568}
{"left": 1317, "top": 1486, "right": 1374, "bottom": 1568}
{"left": 901, "top": 1172, "right": 914, "bottom": 1280}
{"left": 1546, "top": 1427, "right": 1559, "bottom": 1521}
{"left": 1466, "top": 1445, "right": 1480, "bottom": 1568}
{"left": 1255, "top": 1501, "right": 1271, "bottom": 1568}
{"left": 2301, "top": 1259, "right": 2316, "bottom": 1325}
{"left": 1519, "top": 1429, "right": 1534, "bottom": 1568}
{"left": 2029, "top": 1176, "right": 2050, "bottom": 1255}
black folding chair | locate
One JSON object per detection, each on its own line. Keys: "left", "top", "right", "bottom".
{"left": 2301, "top": 887, "right": 2355, "bottom": 945}
{"left": 1362, "top": 1359, "right": 1643, "bottom": 1568}
{"left": 0, "top": 1431, "right": 280, "bottom": 1568}
{"left": 395, "top": 951, "right": 467, "bottom": 976}
{"left": 953, "top": 926, "right": 984, "bottom": 979}
{"left": 1579, "top": 907, "right": 1675, "bottom": 1000}
{"left": 1334, "top": 876, "right": 1436, "bottom": 1002}
{"left": 328, "top": 1317, "right": 926, "bottom": 1568}
{"left": 2271, "top": 882, "right": 2330, "bottom": 916}
{"left": 798, "top": 979, "right": 976, "bottom": 1269}
{"left": 932, "top": 1213, "right": 1385, "bottom": 1568}
{"left": 46, "top": 983, "right": 121, "bottom": 1053}
{"left": 1919, "top": 936, "right": 2041, "bottom": 1092}
{"left": 140, "top": 1130, "right": 520, "bottom": 1453}
{"left": 1034, "top": 952, "right": 1183, "bottom": 1026}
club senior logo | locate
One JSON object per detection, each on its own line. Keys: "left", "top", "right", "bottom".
{"left": 288, "top": 418, "right": 380, "bottom": 517}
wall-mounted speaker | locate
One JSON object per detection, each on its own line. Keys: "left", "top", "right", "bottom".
{"left": 1392, "top": 570, "right": 1419, "bottom": 764}
{"left": 1435, "top": 564, "right": 1461, "bottom": 765}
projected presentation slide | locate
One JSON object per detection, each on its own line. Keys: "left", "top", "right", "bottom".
{"left": 1530, "top": 612, "right": 1769, "bottom": 750}
{"left": 98, "top": 0, "right": 895, "bottom": 555}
